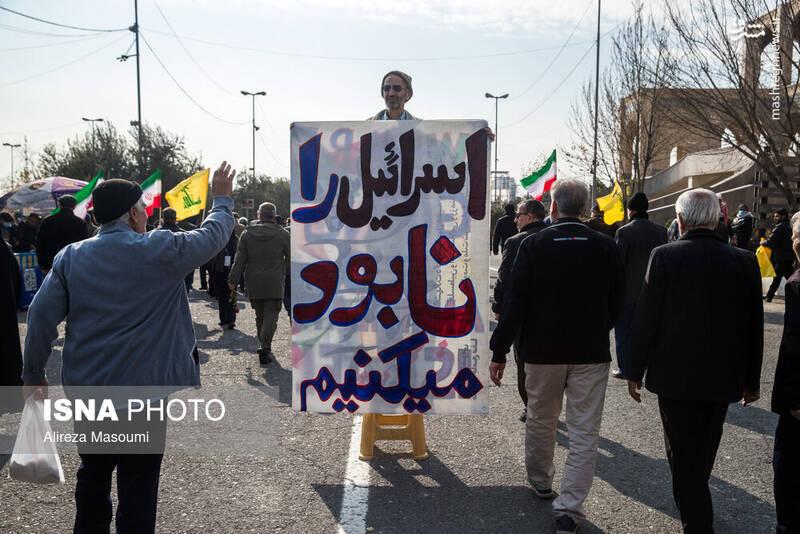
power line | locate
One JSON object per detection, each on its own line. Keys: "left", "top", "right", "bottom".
{"left": 0, "top": 35, "right": 126, "bottom": 88}
{"left": 508, "top": 0, "right": 594, "bottom": 102}
{"left": 0, "top": 22, "right": 102, "bottom": 38}
{"left": 504, "top": 42, "right": 596, "bottom": 129}
{"left": 256, "top": 100, "right": 281, "bottom": 140}
{"left": 138, "top": 31, "right": 249, "bottom": 125}
{"left": 140, "top": 26, "right": 598, "bottom": 62}
{"left": 256, "top": 129, "right": 287, "bottom": 171}
{"left": 0, "top": 6, "right": 128, "bottom": 33}
{"left": 151, "top": 0, "right": 238, "bottom": 98}
{"left": 0, "top": 33, "right": 108, "bottom": 51}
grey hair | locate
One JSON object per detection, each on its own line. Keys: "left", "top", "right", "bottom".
{"left": 551, "top": 179, "right": 588, "bottom": 217}
{"left": 258, "top": 202, "right": 276, "bottom": 220}
{"left": 103, "top": 198, "right": 146, "bottom": 226}
{"left": 675, "top": 188, "right": 719, "bottom": 228}
{"left": 791, "top": 211, "right": 800, "bottom": 237}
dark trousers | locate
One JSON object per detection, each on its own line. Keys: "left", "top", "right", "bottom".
{"left": 283, "top": 273, "right": 291, "bottom": 315}
{"left": 768, "top": 260, "right": 795, "bottom": 300}
{"left": 614, "top": 303, "right": 636, "bottom": 376}
{"left": 184, "top": 270, "right": 193, "bottom": 291}
{"left": 774, "top": 414, "right": 800, "bottom": 533}
{"left": 214, "top": 270, "right": 236, "bottom": 325}
{"left": 658, "top": 396, "right": 728, "bottom": 534}
{"left": 74, "top": 453, "right": 163, "bottom": 534}
{"left": 199, "top": 260, "right": 212, "bottom": 290}
{"left": 513, "top": 340, "right": 527, "bottom": 407}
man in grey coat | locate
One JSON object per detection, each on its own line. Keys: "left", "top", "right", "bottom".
{"left": 612, "top": 192, "right": 667, "bottom": 379}
{"left": 229, "top": 201, "right": 290, "bottom": 365}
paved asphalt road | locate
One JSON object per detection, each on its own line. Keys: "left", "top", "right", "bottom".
{"left": 0, "top": 257, "right": 784, "bottom": 533}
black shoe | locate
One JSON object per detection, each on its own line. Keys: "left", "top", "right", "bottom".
{"left": 555, "top": 515, "right": 579, "bottom": 533}
{"left": 765, "top": 295, "right": 773, "bottom": 303}
{"left": 529, "top": 478, "right": 555, "bottom": 499}
{"left": 612, "top": 370, "right": 627, "bottom": 380}
{"left": 519, "top": 409, "right": 527, "bottom": 422}
{"left": 258, "top": 350, "right": 272, "bottom": 365}
{"left": 226, "top": 323, "right": 236, "bottom": 330}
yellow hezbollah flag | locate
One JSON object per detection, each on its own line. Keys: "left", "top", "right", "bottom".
{"left": 596, "top": 181, "right": 625, "bottom": 225}
{"left": 165, "top": 169, "right": 209, "bottom": 220}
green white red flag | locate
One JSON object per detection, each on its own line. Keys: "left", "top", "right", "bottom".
{"left": 141, "top": 169, "right": 162, "bottom": 216}
{"left": 520, "top": 149, "right": 557, "bottom": 200}
{"left": 72, "top": 171, "right": 104, "bottom": 219}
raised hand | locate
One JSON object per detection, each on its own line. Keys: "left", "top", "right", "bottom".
{"left": 211, "top": 161, "right": 236, "bottom": 198}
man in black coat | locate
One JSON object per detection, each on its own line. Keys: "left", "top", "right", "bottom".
{"left": 492, "top": 203, "right": 517, "bottom": 255}
{"left": 0, "top": 239, "right": 22, "bottom": 413}
{"left": 612, "top": 192, "right": 667, "bottom": 379}
{"left": 765, "top": 208, "right": 794, "bottom": 302}
{"left": 772, "top": 214, "right": 800, "bottom": 534}
{"left": 36, "top": 195, "right": 89, "bottom": 273}
{"left": 628, "top": 188, "right": 763, "bottom": 534}
{"left": 730, "top": 203, "right": 754, "bottom": 250}
{"left": 490, "top": 179, "right": 624, "bottom": 534}
{"left": 492, "top": 198, "right": 547, "bottom": 420}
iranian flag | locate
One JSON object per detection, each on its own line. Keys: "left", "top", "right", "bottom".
{"left": 141, "top": 169, "right": 162, "bottom": 216}
{"left": 72, "top": 171, "right": 104, "bottom": 219}
{"left": 520, "top": 149, "right": 557, "bottom": 200}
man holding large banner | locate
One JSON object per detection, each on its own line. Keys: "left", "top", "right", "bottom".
{"left": 290, "top": 115, "right": 490, "bottom": 415}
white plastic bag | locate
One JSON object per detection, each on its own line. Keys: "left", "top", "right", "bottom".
{"left": 9, "top": 395, "right": 65, "bottom": 484}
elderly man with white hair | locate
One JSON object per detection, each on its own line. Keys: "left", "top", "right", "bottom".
{"left": 490, "top": 179, "right": 624, "bottom": 534}
{"left": 628, "top": 187, "right": 763, "bottom": 534}
{"left": 21, "top": 162, "right": 237, "bottom": 534}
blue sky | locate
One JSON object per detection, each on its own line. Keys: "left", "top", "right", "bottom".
{"left": 0, "top": 0, "right": 636, "bottom": 192}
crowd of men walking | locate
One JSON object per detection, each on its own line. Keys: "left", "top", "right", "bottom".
{"left": 1, "top": 66, "right": 797, "bottom": 534}
{"left": 491, "top": 182, "right": 798, "bottom": 534}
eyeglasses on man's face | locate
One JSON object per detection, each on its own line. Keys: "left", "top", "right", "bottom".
{"left": 515, "top": 212, "right": 528, "bottom": 219}
{"left": 383, "top": 85, "right": 405, "bottom": 93}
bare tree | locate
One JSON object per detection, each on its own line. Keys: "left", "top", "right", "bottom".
{"left": 567, "top": 1, "right": 675, "bottom": 199}
{"left": 661, "top": 0, "right": 800, "bottom": 208}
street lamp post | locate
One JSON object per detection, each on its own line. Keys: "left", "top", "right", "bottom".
{"left": 241, "top": 90, "right": 266, "bottom": 181}
{"left": 2, "top": 142, "right": 21, "bottom": 189}
{"left": 485, "top": 92, "right": 509, "bottom": 202}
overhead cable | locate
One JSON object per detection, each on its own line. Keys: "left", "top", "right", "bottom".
{"left": 0, "top": 35, "right": 126, "bottom": 87}
{"left": 0, "top": 6, "right": 128, "bottom": 33}
{"left": 140, "top": 27, "right": 597, "bottom": 62}
{"left": 139, "top": 32, "right": 249, "bottom": 125}
{"left": 504, "top": 42, "right": 596, "bottom": 129}
{"left": 152, "top": 0, "right": 238, "bottom": 97}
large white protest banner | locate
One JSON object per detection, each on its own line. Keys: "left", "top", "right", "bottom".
{"left": 290, "top": 120, "right": 489, "bottom": 414}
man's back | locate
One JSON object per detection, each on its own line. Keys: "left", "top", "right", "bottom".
{"left": 615, "top": 217, "right": 668, "bottom": 305}
{"left": 230, "top": 220, "right": 290, "bottom": 299}
{"left": 629, "top": 229, "right": 763, "bottom": 402}
{"left": 492, "top": 214, "right": 517, "bottom": 253}
{"left": 491, "top": 219, "right": 624, "bottom": 365}
{"left": 36, "top": 210, "right": 88, "bottom": 269}
{"left": 24, "top": 201, "right": 233, "bottom": 387}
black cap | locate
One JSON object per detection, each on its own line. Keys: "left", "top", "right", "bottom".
{"left": 92, "top": 179, "right": 142, "bottom": 224}
{"left": 627, "top": 192, "right": 648, "bottom": 212}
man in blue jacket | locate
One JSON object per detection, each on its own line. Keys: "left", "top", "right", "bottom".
{"left": 22, "top": 161, "right": 236, "bottom": 534}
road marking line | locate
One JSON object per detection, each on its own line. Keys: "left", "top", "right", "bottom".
{"left": 338, "top": 415, "right": 369, "bottom": 534}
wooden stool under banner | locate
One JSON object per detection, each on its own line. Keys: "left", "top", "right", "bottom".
{"left": 358, "top": 414, "right": 429, "bottom": 461}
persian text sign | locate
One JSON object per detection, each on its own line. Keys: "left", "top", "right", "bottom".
{"left": 291, "top": 120, "right": 490, "bottom": 414}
